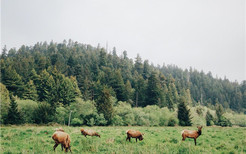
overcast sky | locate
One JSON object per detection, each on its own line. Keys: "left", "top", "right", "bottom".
{"left": 1, "top": 0, "right": 245, "bottom": 82}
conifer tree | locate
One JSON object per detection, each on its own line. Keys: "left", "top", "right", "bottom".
{"left": 134, "top": 54, "right": 143, "bottom": 75}
{"left": 58, "top": 75, "right": 76, "bottom": 106}
{"left": 206, "top": 111, "right": 214, "bottom": 126}
{"left": 125, "top": 80, "right": 133, "bottom": 102}
{"left": 22, "top": 80, "right": 38, "bottom": 101}
{"left": 96, "top": 86, "right": 114, "bottom": 125}
{"left": 134, "top": 75, "right": 147, "bottom": 107}
{"left": 178, "top": 97, "right": 192, "bottom": 126}
{"left": 7, "top": 96, "right": 22, "bottom": 124}
{"left": 112, "top": 69, "right": 126, "bottom": 101}
{"left": 146, "top": 71, "right": 161, "bottom": 106}
{"left": 0, "top": 83, "right": 10, "bottom": 124}
{"left": 70, "top": 76, "right": 82, "bottom": 98}
{"left": 2, "top": 66, "right": 24, "bottom": 98}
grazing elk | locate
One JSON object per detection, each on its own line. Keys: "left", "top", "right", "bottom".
{"left": 80, "top": 128, "right": 100, "bottom": 138}
{"left": 52, "top": 128, "right": 72, "bottom": 152}
{"left": 126, "top": 130, "right": 144, "bottom": 142}
{"left": 181, "top": 126, "right": 203, "bottom": 146}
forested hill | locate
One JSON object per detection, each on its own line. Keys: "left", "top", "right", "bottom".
{"left": 1, "top": 40, "right": 246, "bottom": 113}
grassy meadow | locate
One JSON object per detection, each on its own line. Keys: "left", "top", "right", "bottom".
{"left": 1, "top": 126, "right": 246, "bottom": 154}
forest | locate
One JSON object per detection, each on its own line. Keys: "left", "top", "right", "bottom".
{"left": 1, "top": 39, "right": 246, "bottom": 126}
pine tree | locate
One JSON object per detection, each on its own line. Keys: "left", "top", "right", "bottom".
{"left": 58, "top": 75, "right": 76, "bottom": 106}
{"left": 146, "top": 71, "right": 161, "bottom": 106}
{"left": 134, "top": 54, "right": 143, "bottom": 75}
{"left": 96, "top": 86, "right": 114, "bottom": 125}
{"left": 0, "top": 83, "right": 10, "bottom": 124}
{"left": 178, "top": 97, "right": 192, "bottom": 126}
{"left": 112, "top": 69, "right": 126, "bottom": 101}
{"left": 2, "top": 66, "right": 24, "bottom": 98}
{"left": 206, "top": 111, "right": 214, "bottom": 126}
{"left": 22, "top": 80, "right": 38, "bottom": 101}
{"left": 134, "top": 75, "right": 147, "bottom": 107}
{"left": 125, "top": 80, "right": 133, "bottom": 102}
{"left": 70, "top": 76, "right": 82, "bottom": 98}
{"left": 1, "top": 45, "right": 7, "bottom": 59}
{"left": 7, "top": 96, "right": 22, "bottom": 124}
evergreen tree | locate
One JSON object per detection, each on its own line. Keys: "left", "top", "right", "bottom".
{"left": 125, "top": 80, "right": 133, "bottom": 103}
{"left": 134, "top": 54, "right": 143, "bottom": 75}
{"left": 0, "top": 83, "right": 10, "bottom": 124}
{"left": 1, "top": 45, "right": 7, "bottom": 59}
{"left": 7, "top": 96, "right": 22, "bottom": 124}
{"left": 134, "top": 75, "right": 147, "bottom": 107}
{"left": 96, "top": 86, "right": 114, "bottom": 125}
{"left": 205, "top": 111, "right": 214, "bottom": 126}
{"left": 2, "top": 66, "right": 24, "bottom": 97}
{"left": 22, "top": 80, "right": 38, "bottom": 101}
{"left": 143, "top": 60, "right": 151, "bottom": 79}
{"left": 70, "top": 76, "right": 82, "bottom": 98}
{"left": 58, "top": 75, "right": 76, "bottom": 106}
{"left": 99, "top": 48, "right": 107, "bottom": 68}
{"left": 215, "top": 103, "right": 224, "bottom": 119}
{"left": 39, "top": 70, "right": 56, "bottom": 105}
{"left": 146, "top": 71, "right": 161, "bottom": 106}
{"left": 178, "top": 97, "right": 192, "bottom": 126}
{"left": 112, "top": 69, "right": 126, "bottom": 101}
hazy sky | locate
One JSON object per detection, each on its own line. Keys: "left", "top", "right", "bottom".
{"left": 1, "top": 0, "right": 245, "bottom": 82}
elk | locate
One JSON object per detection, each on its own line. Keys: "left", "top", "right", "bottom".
{"left": 126, "top": 130, "right": 144, "bottom": 142}
{"left": 80, "top": 128, "right": 100, "bottom": 138}
{"left": 52, "top": 128, "right": 72, "bottom": 152}
{"left": 181, "top": 126, "right": 203, "bottom": 146}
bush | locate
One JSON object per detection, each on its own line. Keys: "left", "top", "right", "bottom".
{"left": 112, "top": 115, "right": 124, "bottom": 126}
{"left": 95, "top": 113, "right": 107, "bottom": 126}
{"left": 55, "top": 105, "right": 68, "bottom": 125}
{"left": 217, "top": 116, "right": 232, "bottom": 127}
{"left": 71, "top": 118, "right": 83, "bottom": 126}
{"left": 17, "top": 99, "right": 38, "bottom": 123}
{"left": 168, "top": 117, "right": 178, "bottom": 126}
{"left": 33, "top": 102, "right": 54, "bottom": 124}
{"left": 88, "top": 118, "right": 95, "bottom": 126}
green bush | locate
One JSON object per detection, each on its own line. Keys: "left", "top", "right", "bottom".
{"left": 168, "top": 117, "right": 178, "bottom": 126}
{"left": 71, "top": 118, "right": 83, "bottom": 126}
{"left": 217, "top": 116, "right": 232, "bottom": 127}
{"left": 33, "top": 102, "right": 54, "bottom": 124}
{"left": 17, "top": 99, "right": 38, "bottom": 123}
{"left": 95, "top": 113, "right": 107, "bottom": 126}
{"left": 112, "top": 115, "right": 124, "bottom": 126}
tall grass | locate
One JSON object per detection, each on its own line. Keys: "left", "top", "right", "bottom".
{"left": 1, "top": 126, "right": 246, "bottom": 153}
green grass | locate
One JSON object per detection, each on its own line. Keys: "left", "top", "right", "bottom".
{"left": 1, "top": 126, "right": 246, "bottom": 154}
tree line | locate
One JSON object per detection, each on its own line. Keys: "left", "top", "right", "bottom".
{"left": 0, "top": 40, "right": 245, "bottom": 125}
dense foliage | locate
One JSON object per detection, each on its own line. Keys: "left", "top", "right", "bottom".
{"left": 0, "top": 40, "right": 245, "bottom": 125}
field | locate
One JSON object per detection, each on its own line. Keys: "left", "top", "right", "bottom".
{"left": 1, "top": 126, "right": 246, "bottom": 154}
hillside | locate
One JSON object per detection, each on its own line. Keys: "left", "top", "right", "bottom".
{"left": 1, "top": 40, "right": 246, "bottom": 114}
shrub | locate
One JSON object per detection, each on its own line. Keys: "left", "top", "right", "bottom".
{"left": 17, "top": 99, "right": 38, "bottom": 123}
{"left": 71, "top": 118, "right": 83, "bottom": 126}
{"left": 112, "top": 115, "right": 124, "bottom": 126}
{"left": 217, "top": 116, "right": 232, "bottom": 127}
{"left": 88, "top": 118, "right": 95, "bottom": 126}
{"left": 55, "top": 105, "right": 68, "bottom": 125}
{"left": 33, "top": 102, "right": 54, "bottom": 124}
{"left": 168, "top": 117, "right": 178, "bottom": 126}
{"left": 95, "top": 113, "right": 107, "bottom": 126}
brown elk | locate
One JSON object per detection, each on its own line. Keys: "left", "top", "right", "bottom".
{"left": 126, "top": 130, "right": 144, "bottom": 142}
{"left": 52, "top": 128, "right": 72, "bottom": 152}
{"left": 181, "top": 126, "right": 203, "bottom": 146}
{"left": 80, "top": 128, "right": 100, "bottom": 138}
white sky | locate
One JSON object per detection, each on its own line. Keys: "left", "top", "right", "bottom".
{"left": 1, "top": 0, "right": 246, "bottom": 83}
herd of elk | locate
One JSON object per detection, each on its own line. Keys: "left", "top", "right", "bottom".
{"left": 51, "top": 126, "right": 203, "bottom": 152}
